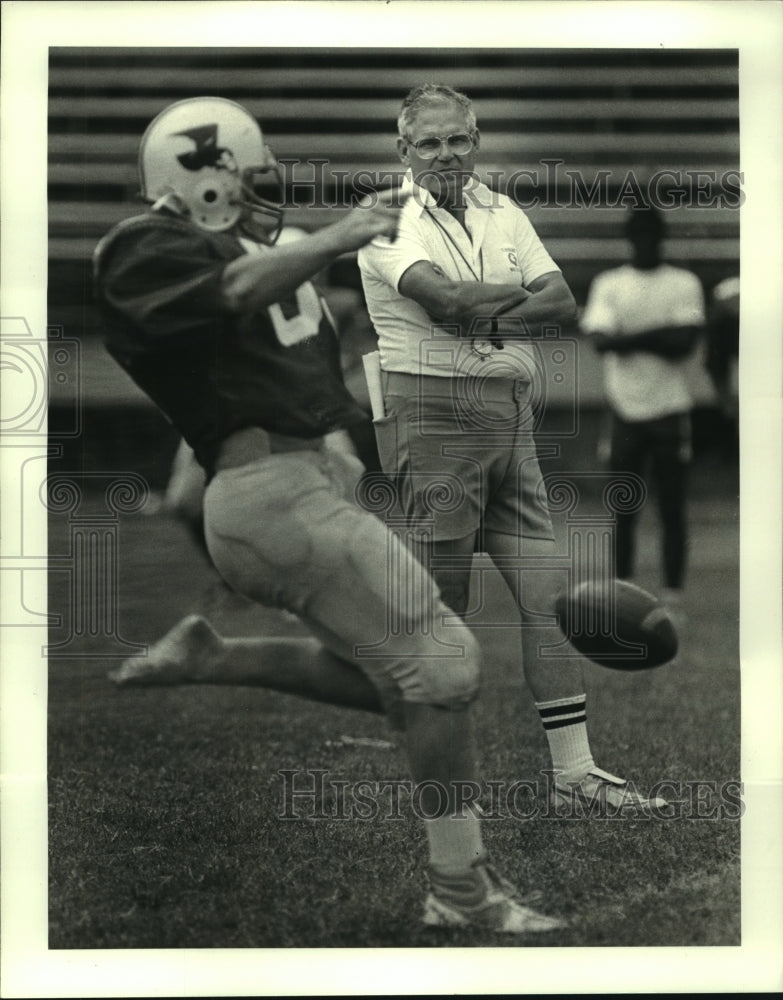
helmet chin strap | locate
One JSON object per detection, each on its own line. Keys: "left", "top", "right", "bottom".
{"left": 150, "top": 192, "right": 191, "bottom": 217}
{"left": 235, "top": 195, "right": 284, "bottom": 244}
{"left": 147, "top": 179, "right": 284, "bottom": 242}
{"left": 236, "top": 167, "right": 285, "bottom": 244}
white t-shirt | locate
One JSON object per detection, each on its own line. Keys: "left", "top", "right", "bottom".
{"left": 358, "top": 173, "right": 559, "bottom": 378}
{"left": 580, "top": 263, "right": 706, "bottom": 421}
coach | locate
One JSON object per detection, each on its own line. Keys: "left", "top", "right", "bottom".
{"left": 359, "top": 83, "right": 664, "bottom": 812}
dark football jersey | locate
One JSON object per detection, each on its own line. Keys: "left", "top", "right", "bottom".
{"left": 93, "top": 210, "right": 367, "bottom": 476}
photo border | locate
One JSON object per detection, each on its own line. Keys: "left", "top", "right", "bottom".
{"left": 2, "top": 1, "right": 781, "bottom": 995}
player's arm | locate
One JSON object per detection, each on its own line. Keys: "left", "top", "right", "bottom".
{"left": 222, "top": 192, "right": 407, "bottom": 313}
{"left": 591, "top": 324, "right": 702, "bottom": 358}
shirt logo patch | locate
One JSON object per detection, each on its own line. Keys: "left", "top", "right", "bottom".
{"left": 503, "top": 247, "right": 519, "bottom": 270}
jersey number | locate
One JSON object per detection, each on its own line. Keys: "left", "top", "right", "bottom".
{"left": 269, "top": 283, "right": 323, "bottom": 347}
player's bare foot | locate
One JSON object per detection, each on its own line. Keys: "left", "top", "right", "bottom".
{"left": 109, "top": 614, "right": 222, "bottom": 686}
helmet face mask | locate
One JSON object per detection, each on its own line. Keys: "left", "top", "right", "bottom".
{"left": 139, "top": 97, "right": 284, "bottom": 239}
{"left": 234, "top": 165, "right": 287, "bottom": 238}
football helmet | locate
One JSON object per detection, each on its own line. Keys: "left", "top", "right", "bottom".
{"left": 138, "top": 97, "right": 284, "bottom": 238}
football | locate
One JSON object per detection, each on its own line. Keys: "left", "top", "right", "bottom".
{"left": 554, "top": 579, "right": 678, "bottom": 670}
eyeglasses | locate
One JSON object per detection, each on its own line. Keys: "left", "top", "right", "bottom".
{"left": 405, "top": 132, "right": 475, "bottom": 159}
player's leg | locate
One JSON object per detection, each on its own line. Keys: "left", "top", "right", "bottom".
{"left": 290, "top": 505, "right": 484, "bottom": 807}
{"left": 161, "top": 437, "right": 208, "bottom": 552}
{"left": 109, "top": 612, "right": 385, "bottom": 711}
{"left": 197, "top": 449, "right": 483, "bottom": 800}
{"left": 356, "top": 499, "right": 564, "bottom": 911}
{"left": 650, "top": 413, "right": 691, "bottom": 618}
{"left": 113, "top": 451, "right": 385, "bottom": 712}
{"left": 194, "top": 449, "right": 563, "bottom": 930}
{"left": 294, "top": 512, "right": 561, "bottom": 933}
{"left": 301, "top": 611, "right": 481, "bottom": 816}
{"left": 609, "top": 414, "right": 648, "bottom": 580}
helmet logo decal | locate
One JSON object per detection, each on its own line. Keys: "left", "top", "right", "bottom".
{"left": 140, "top": 99, "right": 284, "bottom": 235}
{"left": 174, "top": 124, "right": 233, "bottom": 172}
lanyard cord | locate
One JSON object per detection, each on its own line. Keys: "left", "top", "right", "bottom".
{"left": 424, "top": 206, "right": 483, "bottom": 283}
{"left": 423, "top": 206, "right": 504, "bottom": 351}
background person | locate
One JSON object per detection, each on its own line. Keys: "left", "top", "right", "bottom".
{"left": 580, "top": 204, "right": 706, "bottom": 618}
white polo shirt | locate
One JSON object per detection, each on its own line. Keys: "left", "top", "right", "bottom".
{"left": 358, "top": 173, "right": 559, "bottom": 379}
{"left": 580, "top": 263, "right": 706, "bottom": 421}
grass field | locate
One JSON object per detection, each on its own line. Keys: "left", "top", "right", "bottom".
{"left": 47, "top": 462, "right": 741, "bottom": 950}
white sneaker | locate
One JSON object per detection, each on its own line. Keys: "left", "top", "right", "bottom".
{"left": 423, "top": 858, "right": 564, "bottom": 933}
{"left": 551, "top": 767, "right": 667, "bottom": 816}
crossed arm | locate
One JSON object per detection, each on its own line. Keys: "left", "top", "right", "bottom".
{"left": 589, "top": 324, "right": 702, "bottom": 359}
{"left": 397, "top": 262, "right": 577, "bottom": 339}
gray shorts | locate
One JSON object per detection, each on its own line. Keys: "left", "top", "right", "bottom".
{"left": 373, "top": 371, "right": 554, "bottom": 544}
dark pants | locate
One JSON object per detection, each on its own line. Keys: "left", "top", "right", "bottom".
{"left": 609, "top": 411, "right": 691, "bottom": 589}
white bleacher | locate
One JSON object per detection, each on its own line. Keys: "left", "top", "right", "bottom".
{"left": 48, "top": 49, "right": 740, "bottom": 292}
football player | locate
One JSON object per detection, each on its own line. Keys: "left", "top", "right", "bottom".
{"left": 95, "top": 97, "right": 563, "bottom": 935}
